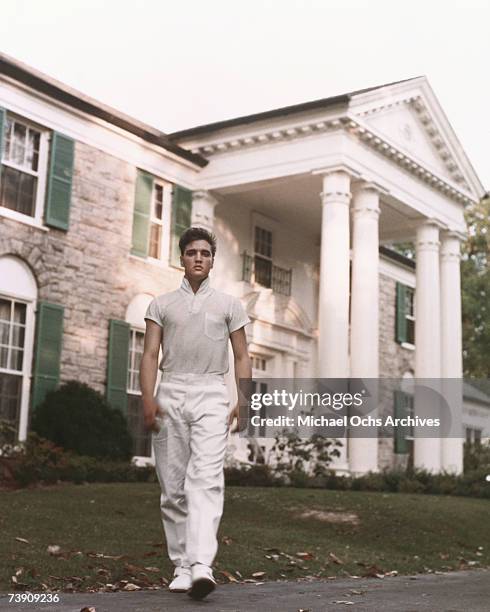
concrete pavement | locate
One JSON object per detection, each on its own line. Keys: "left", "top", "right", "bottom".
{"left": 1, "top": 568, "right": 489, "bottom": 612}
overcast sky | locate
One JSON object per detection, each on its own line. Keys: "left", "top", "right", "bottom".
{"left": 1, "top": 0, "right": 489, "bottom": 190}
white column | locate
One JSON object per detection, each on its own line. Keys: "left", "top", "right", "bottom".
{"left": 349, "top": 183, "right": 380, "bottom": 474}
{"left": 414, "top": 221, "right": 442, "bottom": 472}
{"left": 318, "top": 171, "right": 351, "bottom": 378}
{"left": 191, "top": 190, "right": 218, "bottom": 232}
{"left": 440, "top": 231, "right": 464, "bottom": 474}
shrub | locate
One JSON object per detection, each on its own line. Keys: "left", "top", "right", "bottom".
{"left": 464, "top": 440, "right": 490, "bottom": 472}
{"left": 31, "top": 380, "right": 133, "bottom": 460}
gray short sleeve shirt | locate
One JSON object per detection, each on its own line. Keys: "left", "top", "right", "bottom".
{"left": 144, "top": 275, "right": 251, "bottom": 375}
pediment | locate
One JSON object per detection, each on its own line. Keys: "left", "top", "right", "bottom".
{"left": 355, "top": 99, "right": 470, "bottom": 191}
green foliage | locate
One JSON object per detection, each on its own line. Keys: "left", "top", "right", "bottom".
{"left": 0, "top": 426, "right": 155, "bottom": 487}
{"left": 31, "top": 380, "right": 133, "bottom": 460}
{"left": 461, "top": 194, "right": 490, "bottom": 377}
{"left": 464, "top": 439, "right": 490, "bottom": 472}
{"left": 267, "top": 432, "right": 343, "bottom": 481}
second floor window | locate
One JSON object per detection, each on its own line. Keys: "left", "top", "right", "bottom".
{"left": 0, "top": 116, "right": 47, "bottom": 218}
{"left": 254, "top": 226, "right": 273, "bottom": 287}
{"left": 395, "top": 282, "right": 415, "bottom": 346}
{"left": 149, "top": 183, "right": 165, "bottom": 259}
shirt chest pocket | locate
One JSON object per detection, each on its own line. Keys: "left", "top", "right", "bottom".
{"left": 204, "top": 313, "right": 226, "bottom": 341}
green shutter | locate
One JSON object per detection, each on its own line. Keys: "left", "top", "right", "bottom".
{"left": 170, "top": 185, "right": 192, "bottom": 267}
{"left": 394, "top": 390, "right": 409, "bottom": 454}
{"left": 395, "top": 282, "right": 407, "bottom": 344}
{"left": 45, "top": 132, "right": 74, "bottom": 230}
{"left": 107, "top": 319, "right": 130, "bottom": 416}
{"left": 31, "top": 302, "right": 64, "bottom": 410}
{"left": 130, "top": 170, "right": 153, "bottom": 257}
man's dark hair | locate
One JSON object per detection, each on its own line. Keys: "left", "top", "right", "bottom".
{"left": 179, "top": 227, "right": 217, "bottom": 257}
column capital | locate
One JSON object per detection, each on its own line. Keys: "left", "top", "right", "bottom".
{"left": 440, "top": 231, "right": 463, "bottom": 263}
{"left": 416, "top": 219, "right": 441, "bottom": 253}
{"left": 351, "top": 181, "right": 381, "bottom": 218}
{"left": 319, "top": 170, "right": 352, "bottom": 207}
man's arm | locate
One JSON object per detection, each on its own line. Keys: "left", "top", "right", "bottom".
{"left": 139, "top": 320, "right": 164, "bottom": 432}
{"left": 229, "top": 327, "right": 252, "bottom": 432}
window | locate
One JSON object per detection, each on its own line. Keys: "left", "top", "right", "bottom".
{"left": 395, "top": 282, "right": 415, "bottom": 346}
{"left": 405, "top": 288, "right": 415, "bottom": 345}
{"left": 126, "top": 328, "right": 152, "bottom": 457}
{"left": 0, "top": 115, "right": 48, "bottom": 220}
{"left": 148, "top": 183, "right": 165, "bottom": 259}
{"left": 254, "top": 226, "right": 273, "bottom": 287}
{"left": 394, "top": 390, "right": 414, "bottom": 454}
{"left": 0, "top": 298, "right": 27, "bottom": 442}
{"left": 465, "top": 427, "right": 482, "bottom": 445}
{"left": 251, "top": 354, "right": 267, "bottom": 371}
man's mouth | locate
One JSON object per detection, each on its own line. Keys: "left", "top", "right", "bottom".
{"left": 194, "top": 266, "right": 203, "bottom": 270}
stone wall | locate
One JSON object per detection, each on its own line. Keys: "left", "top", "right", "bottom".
{"left": 0, "top": 140, "right": 179, "bottom": 395}
{"left": 378, "top": 270, "right": 415, "bottom": 470}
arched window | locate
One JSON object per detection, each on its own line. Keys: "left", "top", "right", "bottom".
{"left": 125, "top": 293, "right": 161, "bottom": 463}
{"left": 0, "top": 255, "right": 37, "bottom": 444}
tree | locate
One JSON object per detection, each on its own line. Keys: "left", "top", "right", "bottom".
{"left": 461, "top": 193, "right": 490, "bottom": 379}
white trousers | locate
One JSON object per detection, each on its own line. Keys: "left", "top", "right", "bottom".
{"left": 152, "top": 371, "right": 231, "bottom": 568}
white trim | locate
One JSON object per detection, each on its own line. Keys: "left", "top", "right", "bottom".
{"left": 0, "top": 112, "right": 50, "bottom": 225}
{"left": 0, "top": 76, "right": 199, "bottom": 189}
{"left": 379, "top": 255, "right": 415, "bottom": 287}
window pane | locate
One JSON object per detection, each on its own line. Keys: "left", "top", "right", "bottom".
{"left": 0, "top": 322, "right": 9, "bottom": 345}
{"left": 3, "top": 118, "right": 13, "bottom": 160}
{"left": 0, "top": 166, "right": 36, "bottom": 217}
{"left": 0, "top": 299, "right": 10, "bottom": 322}
{"left": 11, "top": 122, "right": 27, "bottom": 166}
{"left": 149, "top": 223, "right": 161, "bottom": 259}
{"left": 127, "top": 394, "right": 152, "bottom": 457}
{"left": 0, "top": 372, "right": 22, "bottom": 443}
{"left": 13, "top": 303, "right": 26, "bottom": 325}
{"left": 0, "top": 346, "right": 9, "bottom": 369}
{"left": 11, "top": 325, "right": 25, "bottom": 348}
{"left": 18, "top": 173, "right": 36, "bottom": 216}
{"left": 26, "top": 129, "right": 40, "bottom": 171}
{"left": 9, "top": 348, "right": 24, "bottom": 371}
{"left": 154, "top": 185, "right": 163, "bottom": 220}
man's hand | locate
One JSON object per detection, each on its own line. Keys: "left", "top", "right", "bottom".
{"left": 142, "top": 396, "right": 164, "bottom": 433}
{"left": 228, "top": 401, "right": 248, "bottom": 434}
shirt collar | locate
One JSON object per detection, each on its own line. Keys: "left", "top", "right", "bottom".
{"left": 180, "top": 275, "right": 212, "bottom": 296}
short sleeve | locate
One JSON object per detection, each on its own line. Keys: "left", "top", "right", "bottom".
{"left": 227, "top": 297, "right": 251, "bottom": 334}
{"left": 144, "top": 298, "right": 163, "bottom": 328}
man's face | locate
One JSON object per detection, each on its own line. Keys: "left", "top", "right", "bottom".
{"left": 180, "top": 239, "right": 214, "bottom": 280}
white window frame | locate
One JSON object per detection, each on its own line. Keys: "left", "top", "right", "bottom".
{"left": 0, "top": 112, "right": 50, "bottom": 228}
{"left": 0, "top": 292, "right": 35, "bottom": 444}
{"left": 147, "top": 178, "right": 172, "bottom": 265}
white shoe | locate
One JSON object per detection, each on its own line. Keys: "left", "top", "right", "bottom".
{"left": 188, "top": 563, "right": 216, "bottom": 600}
{"left": 169, "top": 566, "right": 191, "bottom": 592}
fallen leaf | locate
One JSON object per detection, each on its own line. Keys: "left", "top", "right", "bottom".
{"left": 144, "top": 567, "right": 160, "bottom": 573}
{"left": 15, "top": 537, "right": 30, "bottom": 544}
{"left": 329, "top": 553, "right": 344, "bottom": 565}
{"left": 252, "top": 571, "right": 266, "bottom": 578}
{"left": 333, "top": 601, "right": 355, "bottom": 605}
{"left": 80, "top": 608, "right": 96, "bottom": 612}
{"left": 123, "top": 583, "right": 140, "bottom": 591}
{"left": 47, "top": 545, "right": 62, "bottom": 556}
{"left": 296, "top": 552, "right": 314, "bottom": 560}
{"left": 220, "top": 570, "right": 239, "bottom": 583}
{"left": 222, "top": 536, "right": 233, "bottom": 545}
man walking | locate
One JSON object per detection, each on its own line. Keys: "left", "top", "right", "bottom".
{"left": 140, "top": 226, "right": 252, "bottom": 600}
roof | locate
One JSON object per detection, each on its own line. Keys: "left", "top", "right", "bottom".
{"left": 463, "top": 382, "right": 490, "bottom": 406}
{"left": 0, "top": 52, "right": 208, "bottom": 168}
{"left": 379, "top": 246, "right": 416, "bottom": 269}
{"left": 168, "top": 77, "right": 422, "bottom": 141}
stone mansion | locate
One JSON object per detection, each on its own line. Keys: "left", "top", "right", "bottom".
{"left": 0, "top": 53, "right": 488, "bottom": 475}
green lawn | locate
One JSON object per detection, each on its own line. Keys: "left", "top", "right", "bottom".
{"left": 1, "top": 483, "right": 489, "bottom": 592}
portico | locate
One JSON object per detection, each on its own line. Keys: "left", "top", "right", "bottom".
{"left": 169, "top": 76, "right": 484, "bottom": 475}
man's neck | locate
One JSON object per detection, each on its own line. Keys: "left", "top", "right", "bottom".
{"left": 185, "top": 274, "right": 208, "bottom": 294}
